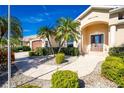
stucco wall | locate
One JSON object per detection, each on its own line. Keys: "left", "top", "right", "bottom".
{"left": 80, "top": 9, "right": 109, "bottom": 29}
{"left": 82, "top": 23, "right": 109, "bottom": 52}
{"left": 109, "top": 11, "right": 124, "bottom": 25}
{"left": 109, "top": 13, "right": 118, "bottom": 25}
{"left": 115, "top": 24, "right": 124, "bottom": 46}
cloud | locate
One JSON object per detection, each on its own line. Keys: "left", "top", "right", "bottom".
{"left": 42, "top": 5, "right": 47, "bottom": 11}
{"left": 45, "top": 12, "right": 49, "bottom": 16}
{"left": 23, "top": 29, "right": 31, "bottom": 32}
{"left": 23, "top": 16, "right": 44, "bottom": 23}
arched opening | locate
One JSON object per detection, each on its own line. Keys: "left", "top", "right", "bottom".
{"left": 80, "top": 21, "right": 109, "bottom": 53}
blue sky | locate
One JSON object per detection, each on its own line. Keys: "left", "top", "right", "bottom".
{"left": 0, "top": 5, "right": 90, "bottom": 37}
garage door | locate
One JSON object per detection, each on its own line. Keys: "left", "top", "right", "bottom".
{"left": 32, "top": 40, "right": 42, "bottom": 50}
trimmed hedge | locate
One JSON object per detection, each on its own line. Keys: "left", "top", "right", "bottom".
{"left": 29, "top": 51, "right": 36, "bottom": 56}
{"left": 35, "top": 47, "right": 43, "bottom": 56}
{"left": 51, "top": 70, "right": 79, "bottom": 88}
{"left": 13, "top": 46, "right": 31, "bottom": 52}
{"left": 101, "top": 56, "right": 124, "bottom": 87}
{"left": 29, "top": 47, "right": 79, "bottom": 56}
{"left": 109, "top": 47, "right": 124, "bottom": 57}
{"left": 55, "top": 53, "right": 65, "bottom": 64}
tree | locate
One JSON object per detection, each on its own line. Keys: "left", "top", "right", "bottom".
{"left": 10, "top": 36, "right": 21, "bottom": 48}
{"left": 55, "top": 17, "right": 80, "bottom": 53}
{"left": 0, "top": 16, "right": 23, "bottom": 48}
{"left": 37, "top": 26, "right": 55, "bottom": 55}
{"left": 0, "top": 16, "right": 7, "bottom": 40}
{"left": 0, "top": 16, "right": 23, "bottom": 40}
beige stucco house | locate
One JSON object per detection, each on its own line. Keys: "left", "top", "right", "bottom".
{"left": 23, "top": 35, "right": 49, "bottom": 50}
{"left": 23, "top": 6, "right": 124, "bottom": 53}
{"left": 75, "top": 6, "right": 124, "bottom": 53}
{"left": 23, "top": 35, "right": 73, "bottom": 50}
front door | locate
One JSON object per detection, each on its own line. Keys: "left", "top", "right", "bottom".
{"left": 91, "top": 34, "right": 104, "bottom": 51}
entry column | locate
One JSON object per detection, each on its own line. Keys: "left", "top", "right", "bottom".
{"left": 109, "top": 25, "right": 116, "bottom": 47}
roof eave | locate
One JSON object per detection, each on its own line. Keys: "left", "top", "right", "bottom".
{"left": 75, "top": 6, "right": 114, "bottom": 21}
{"left": 110, "top": 7, "right": 124, "bottom": 14}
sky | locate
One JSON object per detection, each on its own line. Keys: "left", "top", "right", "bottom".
{"left": 0, "top": 5, "right": 90, "bottom": 37}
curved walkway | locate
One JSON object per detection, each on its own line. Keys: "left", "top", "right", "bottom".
{"left": 80, "top": 60, "right": 117, "bottom": 88}
{"left": 15, "top": 52, "right": 107, "bottom": 80}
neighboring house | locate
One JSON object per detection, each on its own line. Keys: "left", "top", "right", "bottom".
{"left": 23, "top": 35, "right": 74, "bottom": 50}
{"left": 75, "top": 6, "right": 124, "bottom": 53}
{"left": 23, "top": 35, "right": 49, "bottom": 50}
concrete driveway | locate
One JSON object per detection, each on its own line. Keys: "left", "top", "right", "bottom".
{"left": 15, "top": 52, "right": 107, "bottom": 80}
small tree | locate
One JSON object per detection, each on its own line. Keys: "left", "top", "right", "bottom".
{"left": 37, "top": 26, "right": 55, "bottom": 55}
{"left": 55, "top": 17, "right": 80, "bottom": 53}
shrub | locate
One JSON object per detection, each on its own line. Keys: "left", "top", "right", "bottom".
{"left": 51, "top": 70, "right": 79, "bottom": 88}
{"left": 105, "top": 56, "right": 122, "bottom": 62}
{"left": 17, "top": 84, "right": 40, "bottom": 88}
{"left": 22, "top": 46, "right": 31, "bottom": 51}
{"left": 29, "top": 51, "right": 35, "bottom": 56}
{"left": 13, "top": 46, "right": 31, "bottom": 52}
{"left": 35, "top": 47, "right": 43, "bottom": 56}
{"left": 69, "top": 47, "right": 79, "bottom": 56}
{"left": 43, "top": 47, "right": 52, "bottom": 55}
{"left": 55, "top": 53, "right": 65, "bottom": 64}
{"left": 0, "top": 49, "right": 15, "bottom": 71}
{"left": 12, "top": 47, "right": 20, "bottom": 52}
{"left": 101, "top": 56, "right": 124, "bottom": 87}
{"left": 29, "top": 47, "right": 80, "bottom": 56}
{"left": 59, "top": 47, "right": 79, "bottom": 56}
{"left": 109, "top": 47, "right": 124, "bottom": 57}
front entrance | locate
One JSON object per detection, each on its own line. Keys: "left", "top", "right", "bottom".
{"left": 91, "top": 34, "right": 104, "bottom": 51}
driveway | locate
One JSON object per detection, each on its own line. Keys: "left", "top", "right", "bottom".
{"left": 15, "top": 52, "right": 107, "bottom": 80}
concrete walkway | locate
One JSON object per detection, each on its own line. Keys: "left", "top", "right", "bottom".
{"left": 15, "top": 52, "right": 107, "bottom": 80}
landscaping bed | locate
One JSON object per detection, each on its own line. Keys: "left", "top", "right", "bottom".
{"left": 80, "top": 61, "right": 117, "bottom": 88}
{"left": 101, "top": 47, "right": 124, "bottom": 88}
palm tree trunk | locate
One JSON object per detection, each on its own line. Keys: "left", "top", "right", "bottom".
{"left": 47, "top": 37, "right": 55, "bottom": 56}
{"left": 58, "top": 40, "right": 65, "bottom": 53}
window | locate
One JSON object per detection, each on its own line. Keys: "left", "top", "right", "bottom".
{"left": 45, "top": 41, "right": 48, "bottom": 47}
{"left": 67, "top": 39, "right": 74, "bottom": 47}
{"left": 118, "top": 12, "right": 124, "bottom": 20}
{"left": 91, "top": 34, "right": 104, "bottom": 44}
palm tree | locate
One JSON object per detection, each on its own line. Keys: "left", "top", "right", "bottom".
{"left": 0, "top": 16, "right": 7, "bottom": 41}
{"left": 0, "top": 38, "right": 7, "bottom": 48}
{"left": 0, "top": 16, "right": 23, "bottom": 48}
{"left": 37, "top": 26, "right": 55, "bottom": 55}
{"left": 0, "top": 16, "right": 23, "bottom": 40}
{"left": 10, "top": 36, "right": 21, "bottom": 48}
{"left": 55, "top": 17, "right": 80, "bottom": 53}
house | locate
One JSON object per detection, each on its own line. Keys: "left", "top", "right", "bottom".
{"left": 23, "top": 35, "right": 74, "bottom": 50}
{"left": 23, "top": 35, "right": 49, "bottom": 50}
{"left": 75, "top": 6, "right": 124, "bottom": 53}
{"left": 23, "top": 6, "right": 124, "bottom": 53}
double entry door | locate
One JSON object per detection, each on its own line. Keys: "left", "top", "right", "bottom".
{"left": 90, "top": 34, "right": 104, "bottom": 51}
